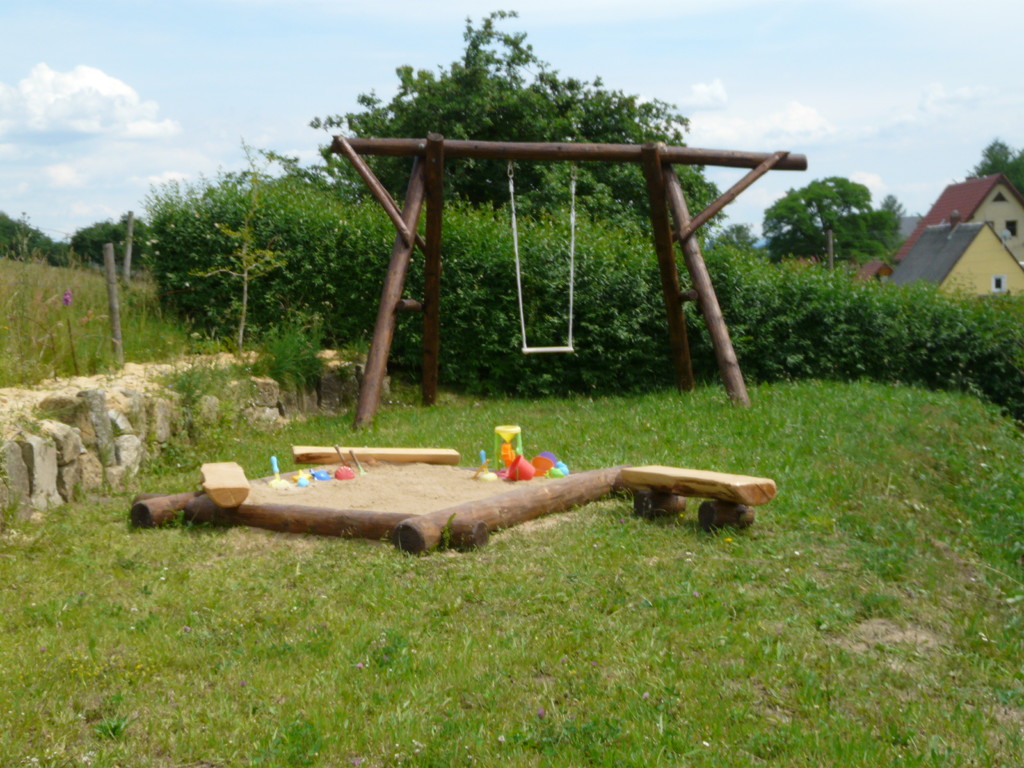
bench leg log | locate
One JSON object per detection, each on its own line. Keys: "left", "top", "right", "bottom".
{"left": 697, "top": 500, "right": 755, "bottom": 531}
{"left": 632, "top": 489, "right": 687, "bottom": 520}
{"left": 130, "top": 491, "right": 203, "bottom": 528}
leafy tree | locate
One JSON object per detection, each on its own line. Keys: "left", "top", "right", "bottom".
{"left": 971, "top": 138, "right": 1024, "bottom": 193}
{"left": 70, "top": 214, "right": 150, "bottom": 269}
{"left": 195, "top": 147, "right": 286, "bottom": 353}
{"left": 708, "top": 223, "right": 761, "bottom": 253}
{"left": 762, "top": 177, "right": 898, "bottom": 263}
{"left": 879, "top": 194, "right": 906, "bottom": 221}
{"left": 0, "top": 211, "right": 68, "bottom": 264}
{"left": 311, "top": 10, "right": 717, "bottom": 226}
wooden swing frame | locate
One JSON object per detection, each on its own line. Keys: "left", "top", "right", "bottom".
{"left": 331, "top": 134, "right": 807, "bottom": 428}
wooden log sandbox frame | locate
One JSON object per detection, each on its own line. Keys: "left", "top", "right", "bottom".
{"left": 130, "top": 453, "right": 777, "bottom": 555}
{"left": 332, "top": 135, "right": 808, "bottom": 428}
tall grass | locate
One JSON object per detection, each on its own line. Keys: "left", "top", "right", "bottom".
{"left": 3, "top": 381, "right": 1021, "bottom": 766}
{"left": 0, "top": 258, "right": 192, "bottom": 386}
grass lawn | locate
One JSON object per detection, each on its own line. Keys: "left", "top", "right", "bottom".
{"left": 2, "top": 380, "right": 1023, "bottom": 767}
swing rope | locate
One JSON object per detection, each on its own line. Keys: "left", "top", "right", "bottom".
{"left": 508, "top": 162, "right": 576, "bottom": 354}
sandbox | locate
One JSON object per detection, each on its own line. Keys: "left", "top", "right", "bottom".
{"left": 130, "top": 446, "right": 777, "bottom": 553}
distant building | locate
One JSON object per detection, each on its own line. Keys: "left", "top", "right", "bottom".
{"left": 856, "top": 259, "right": 893, "bottom": 281}
{"left": 898, "top": 216, "right": 921, "bottom": 241}
{"left": 897, "top": 174, "right": 1024, "bottom": 264}
{"left": 889, "top": 220, "right": 1024, "bottom": 295}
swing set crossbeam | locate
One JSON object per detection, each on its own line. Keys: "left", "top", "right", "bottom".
{"left": 333, "top": 136, "right": 808, "bottom": 171}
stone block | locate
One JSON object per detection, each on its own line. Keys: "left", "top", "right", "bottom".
{"left": 79, "top": 451, "right": 103, "bottom": 491}
{"left": 37, "top": 419, "right": 83, "bottom": 466}
{"left": 318, "top": 368, "right": 359, "bottom": 412}
{"left": 36, "top": 394, "right": 91, "bottom": 439}
{"left": 19, "top": 434, "right": 62, "bottom": 509}
{"left": 148, "top": 397, "right": 176, "bottom": 444}
{"left": 113, "top": 388, "right": 149, "bottom": 441}
{"left": 249, "top": 377, "right": 280, "bottom": 409}
{"left": 244, "top": 406, "right": 281, "bottom": 428}
{"left": 115, "top": 434, "right": 144, "bottom": 479}
{"left": 57, "top": 459, "right": 81, "bottom": 503}
{"left": 1, "top": 439, "right": 31, "bottom": 516}
{"left": 77, "top": 390, "right": 115, "bottom": 466}
{"left": 278, "top": 386, "right": 318, "bottom": 417}
{"left": 109, "top": 409, "right": 135, "bottom": 437}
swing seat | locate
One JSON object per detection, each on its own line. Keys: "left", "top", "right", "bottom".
{"left": 522, "top": 345, "right": 575, "bottom": 355}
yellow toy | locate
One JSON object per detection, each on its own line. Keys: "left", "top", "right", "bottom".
{"left": 493, "top": 425, "right": 523, "bottom": 468}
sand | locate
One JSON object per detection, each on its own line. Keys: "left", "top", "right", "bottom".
{"left": 245, "top": 461, "right": 527, "bottom": 516}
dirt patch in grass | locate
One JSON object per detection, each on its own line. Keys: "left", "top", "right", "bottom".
{"left": 836, "top": 618, "right": 944, "bottom": 655}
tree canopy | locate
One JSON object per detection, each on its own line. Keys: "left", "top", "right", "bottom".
{"left": 311, "top": 11, "right": 716, "bottom": 225}
{"left": 972, "top": 138, "right": 1024, "bottom": 193}
{"left": 762, "top": 177, "right": 898, "bottom": 263}
{"left": 0, "top": 211, "right": 69, "bottom": 265}
{"left": 70, "top": 213, "right": 149, "bottom": 269}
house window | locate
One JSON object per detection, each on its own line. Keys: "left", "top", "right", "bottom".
{"left": 992, "top": 275, "right": 1007, "bottom": 293}
{"left": 1007, "top": 221, "right": 1018, "bottom": 237}
{"left": 994, "top": 191, "right": 1008, "bottom": 202}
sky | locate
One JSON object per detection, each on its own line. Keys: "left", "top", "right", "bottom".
{"left": 2, "top": 0, "right": 1022, "bottom": 242}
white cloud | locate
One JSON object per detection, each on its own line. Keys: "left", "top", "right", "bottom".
{"left": 141, "top": 170, "right": 192, "bottom": 186}
{"left": 851, "top": 171, "right": 886, "bottom": 198}
{"left": 680, "top": 79, "right": 728, "bottom": 110}
{"left": 45, "top": 163, "right": 86, "bottom": 188}
{"left": 917, "top": 82, "right": 987, "bottom": 117}
{"left": 70, "top": 200, "right": 120, "bottom": 220}
{"left": 0, "top": 63, "right": 180, "bottom": 139}
{"left": 690, "top": 101, "right": 836, "bottom": 149}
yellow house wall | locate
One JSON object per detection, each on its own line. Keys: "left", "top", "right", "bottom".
{"left": 941, "top": 226, "right": 1024, "bottom": 295}
{"left": 973, "top": 183, "right": 1024, "bottom": 263}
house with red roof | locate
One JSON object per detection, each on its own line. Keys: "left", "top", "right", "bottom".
{"left": 896, "top": 173, "right": 1024, "bottom": 264}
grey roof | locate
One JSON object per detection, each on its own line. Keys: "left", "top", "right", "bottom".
{"left": 889, "top": 222, "right": 985, "bottom": 286}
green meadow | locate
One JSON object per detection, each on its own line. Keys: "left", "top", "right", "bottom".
{"left": 2, "top": 380, "right": 1023, "bottom": 766}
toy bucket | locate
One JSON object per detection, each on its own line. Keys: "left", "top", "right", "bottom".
{"left": 530, "top": 454, "right": 555, "bottom": 475}
{"left": 507, "top": 454, "right": 536, "bottom": 481}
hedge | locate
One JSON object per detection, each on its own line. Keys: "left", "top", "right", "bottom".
{"left": 147, "top": 174, "right": 1024, "bottom": 418}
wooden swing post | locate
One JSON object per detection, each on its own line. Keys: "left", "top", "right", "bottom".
{"left": 641, "top": 142, "right": 694, "bottom": 392}
{"left": 663, "top": 165, "right": 749, "bottom": 406}
{"left": 422, "top": 133, "right": 445, "bottom": 406}
{"left": 353, "top": 158, "right": 426, "bottom": 428}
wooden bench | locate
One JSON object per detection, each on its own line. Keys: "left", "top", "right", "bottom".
{"left": 201, "top": 461, "right": 250, "bottom": 508}
{"left": 618, "top": 465, "right": 777, "bottom": 530}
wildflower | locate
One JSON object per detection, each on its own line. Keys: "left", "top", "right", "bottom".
{"left": 62, "top": 289, "right": 73, "bottom": 306}
{"left": 537, "top": 707, "right": 546, "bottom": 718}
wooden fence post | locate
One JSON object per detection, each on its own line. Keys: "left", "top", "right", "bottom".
{"left": 103, "top": 243, "right": 124, "bottom": 367}
{"left": 123, "top": 211, "right": 135, "bottom": 283}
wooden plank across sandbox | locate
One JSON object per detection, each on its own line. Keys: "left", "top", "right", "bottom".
{"left": 292, "top": 446, "right": 460, "bottom": 465}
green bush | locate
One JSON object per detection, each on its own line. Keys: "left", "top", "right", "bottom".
{"left": 147, "top": 172, "right": 1024, "bottom": 417}
{"left": 146, "top": 173, "right": 394, "bottom": 345}
{"left": 698, "top": 247, "right": 1024, "bottom": 418}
